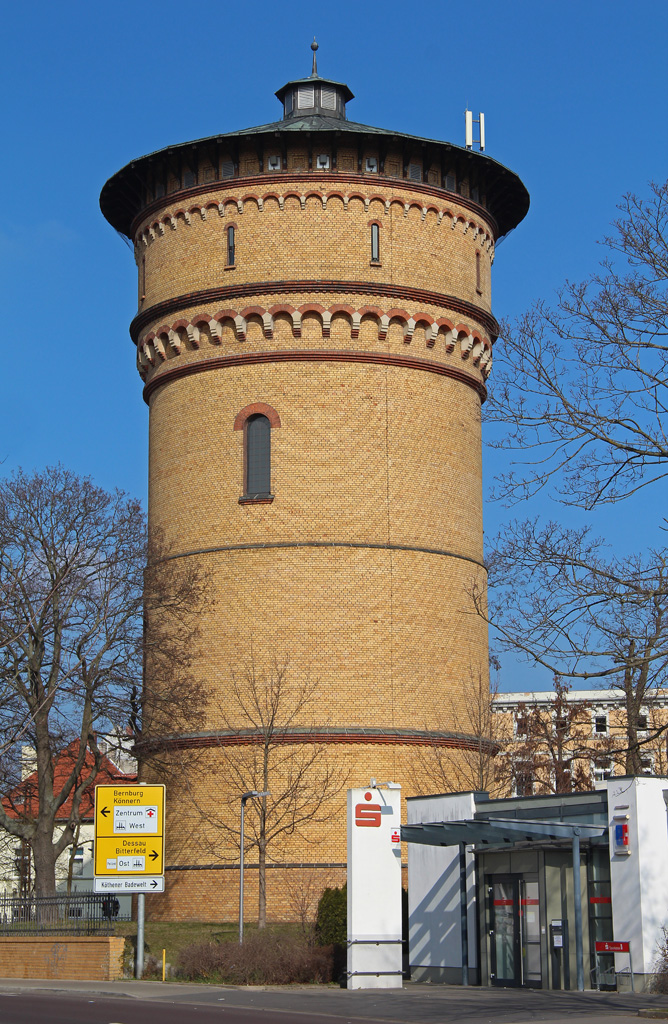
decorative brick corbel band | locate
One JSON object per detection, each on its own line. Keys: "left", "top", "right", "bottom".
{"left": 130, "top": 280, "right": 499, "bottom": 342}
{"left": 136, "top": 302, "right": 493, "bottom": 385}
{"left": 131, "top": 173, "right": 499, "bottom": 244}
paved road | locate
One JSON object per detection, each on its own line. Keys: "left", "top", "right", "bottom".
{"left": 0, "top": 981, "right": 667, "bottom": 1024}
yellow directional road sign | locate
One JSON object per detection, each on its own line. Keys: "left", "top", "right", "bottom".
{"left": 94, "top": 836, "right": 164, "bottom": 875}
{"left": 94, "top": 785, "right": 165, "bottom": 878}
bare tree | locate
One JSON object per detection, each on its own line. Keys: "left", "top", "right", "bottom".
{"left": 410, "top": 667, "right": 504, "bottom": 797}
{"left": 186, "top": 652, "right": 346, "bottom": 929}
{"left": 494, "top": 678, "right": 598, "bottom": 796}
{"left": 479, "top": 181, "right": 668, "bottom": 774}
{"left": 0, "top": 465, "right": 207, "bottom": 896}
{"left": 285, "top": 866, "right": 333, "bottom": 941}
{"left": 486, "top": 179, "right": 668, "bottom": 510}
{"left": 484, "top": 521, "right": 668, "bottom": 774}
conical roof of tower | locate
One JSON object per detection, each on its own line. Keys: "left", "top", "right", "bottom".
{"left": 101, "top": 52, "right": 529, "bottom": 240}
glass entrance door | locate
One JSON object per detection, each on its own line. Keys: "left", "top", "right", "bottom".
{"left": 490, "top": 876, "right": 542, "bottom": 988}
{"left": 519, "top": 879, "right": 541, "bottom": 987}
{"left": 491, "top": 879, "right": 519, "bottom": 985}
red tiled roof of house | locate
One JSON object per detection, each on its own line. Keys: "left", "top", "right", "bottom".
{"left": 2, "top": 739, "right": 137, "bottom": 821}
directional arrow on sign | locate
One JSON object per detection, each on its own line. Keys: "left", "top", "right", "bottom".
{"left": 151, "top": 879, "right": 158, "bottom": 888}
{"left": 149, "top": 850, "right": 158, "bottom": 861}
{"left": 101, "top": 806, "right": 110, "bottom": 817}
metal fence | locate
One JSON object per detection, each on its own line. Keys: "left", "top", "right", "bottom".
{"left": 0, "top": 892, "right": 131, "bottom": 936}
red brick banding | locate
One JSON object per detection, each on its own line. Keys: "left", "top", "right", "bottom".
{"left": 143, "top": 350, "right": 487, "bottom": 404}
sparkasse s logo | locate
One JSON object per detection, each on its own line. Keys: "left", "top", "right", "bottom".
{"left": 355, "top": 791, "right": 381, "bottom": 827}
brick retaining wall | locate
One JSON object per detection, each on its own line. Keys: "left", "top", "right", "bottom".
{"left": 0, "top": 936, "right": 125, "bottom": 980}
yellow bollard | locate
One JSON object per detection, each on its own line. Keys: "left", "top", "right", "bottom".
{"left": 162, "top": 948, "right": 166, "bottom": 982}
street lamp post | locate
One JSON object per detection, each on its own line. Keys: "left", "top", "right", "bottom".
{"left": 239, "top": 790, "right": 270, "bottom": 943}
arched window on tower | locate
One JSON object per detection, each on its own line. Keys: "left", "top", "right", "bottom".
{"left": 234, "top": 403, "right": 281, "bottom": 503}
{"left": 245, "top": 414, "right": 271, "bottom": 497}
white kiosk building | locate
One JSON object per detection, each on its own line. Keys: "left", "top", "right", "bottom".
{"left": 404, "top": 777, "right": 668, "bottom": 992}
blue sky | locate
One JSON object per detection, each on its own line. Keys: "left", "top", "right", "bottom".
{"left": 2, "top": 0, "right": 667, "bottom": 690}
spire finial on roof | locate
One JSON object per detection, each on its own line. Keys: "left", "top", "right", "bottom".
{"left": 311, "top": 38, "right": 319, "bottom": 77}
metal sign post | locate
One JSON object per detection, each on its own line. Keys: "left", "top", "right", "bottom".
{"left": 94, "top": 785, "right": 166, "bottom": 978}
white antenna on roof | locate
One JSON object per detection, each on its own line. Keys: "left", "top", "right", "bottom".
{"left": 465, "top": 110, "right": 485, "bottom": 152}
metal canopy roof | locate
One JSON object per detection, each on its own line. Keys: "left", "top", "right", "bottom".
{"left": 401, "top": 817, "right": 607, "bottom": 847}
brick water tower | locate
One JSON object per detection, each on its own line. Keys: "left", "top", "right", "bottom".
{"left": 101, "top": 47, "right": 528, "bottom": 922}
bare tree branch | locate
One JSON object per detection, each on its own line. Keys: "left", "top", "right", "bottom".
{"left": 486, "top": 180, "right": 668, "bottom": 509}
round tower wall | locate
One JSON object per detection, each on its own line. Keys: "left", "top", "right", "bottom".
{"left": 128, "top": 152, "right": 500, "bottom": 922}
{"left": 135, "top": 181, "right": 494, "bottom": 315}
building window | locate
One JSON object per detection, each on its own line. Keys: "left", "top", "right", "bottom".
{"left": 183, "top": 168, "right": 196, "bottom": 189}
{"left": 515, "top": 715, "right": 529, "bottom": 737}
{"left": 640, "top": 755, "right": 653, "bottom": 774}
{"left": 637, "top": 713, "right": 648, "bottom": 732}
{"left": 284, "top": 91, "right": 293, "bottom": 115}
{"left": 234, "top": 404, "right": 281, "bottom": 503}
{"left": 371, "top": 223, "right": 380, "bottom": 263}
{"left": 593, "top": 757, "right": 613, "bottom": 783}
{"left": 515, "top": 763, "right": 533, "bottom": 797}
{"left": 72, "top": 846, "right": 85, "bottom": 877}
{"left": 408, "top": 162, "right": 422, "bottom": 182}
{"left": 245, "top": 415, "right": 271, "bottom": 497}
{"left": 226, "top": 225, "right": 236, "bottom": 266}
{"left": 220, "top": 159, "right": 235, "bottom": 179}
{"left": 475, "top": 251, "right": 482, "bottom": 293}
{"left": 445, "top": 172, "right": 456, "bottom": 192}
{"left": 594, "top": 714, "right": 608, "bottom": 734}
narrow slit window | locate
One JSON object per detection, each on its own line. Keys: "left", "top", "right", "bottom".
{"left": 476, "top": 250, "right": 482, "bottom": 293}
{"left": 227, "top": 225, "right": 236, "bottom": 266}
{"left": 246, "top": 415, "right": 271, "bottom": 496}
{"left": 371, "top": 223, "right": 380, "bottom": 262}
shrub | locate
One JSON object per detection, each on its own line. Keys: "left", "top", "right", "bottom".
{"left": 315, "top": 884, "right": 347, "bottom": 982}
{"left": 175, "top": 930, "right": 334, "bottom": 985}
{"left": 652, "top": 927, "right": 668, "bottom": 993}
{"left": 315, "top": 884, "right": 346, "bottom": 947}
{"left": 142, "top": 954, "right": 162, "bottom": 980}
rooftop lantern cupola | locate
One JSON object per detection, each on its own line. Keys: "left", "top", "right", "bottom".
{"left": 275, "top": 40, "right": 354, "bottom": 121}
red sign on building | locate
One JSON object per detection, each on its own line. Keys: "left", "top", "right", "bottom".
{"left": 595, "top": 940, "right": 630, "bottom": 953}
